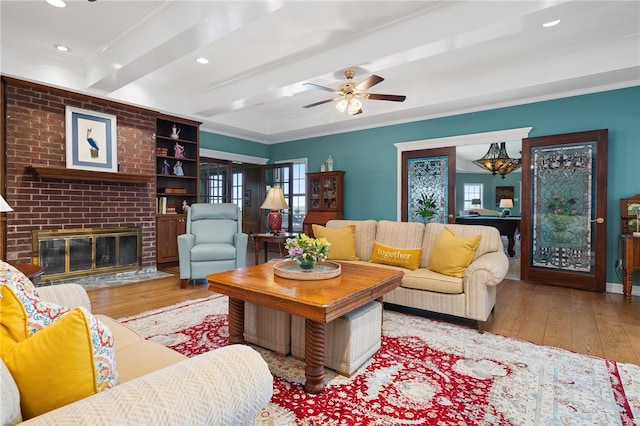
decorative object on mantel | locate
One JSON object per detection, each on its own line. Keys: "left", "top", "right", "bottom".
{"left": 65, "top": 106, "right": 118, "bottom": 173}
{"left": 273, "top": 259, "right": 341, "bottom": 280}
{"left": 0, "top": 195, "right": 13, "bottom": 213}
{"left": 162, "top": 160, "right": 170, "bottom": 175}
{"left": 25, "top": 166, "right": 152, "bottom": 184}
{"left": 472, "top": 142, "right": 521, "bottom": 179}
{"left": 260, "top": 187, "right": 289, "bottom": 233}
{"left": 284, "top": 233, "right": 330, "bottom": 270}
{"left": 170, "top": 124, "right": 181, "bottom": 139}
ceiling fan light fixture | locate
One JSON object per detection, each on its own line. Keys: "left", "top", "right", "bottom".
{"left": 348, "top": 98, "right": 362, "bottom": 115}
{"left": 335, "top": 99, "right": 348, "bottom": 113}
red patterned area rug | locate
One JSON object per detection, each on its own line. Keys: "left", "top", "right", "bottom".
{"left": 119, "top": 296, "right": 639, "bottom": 425}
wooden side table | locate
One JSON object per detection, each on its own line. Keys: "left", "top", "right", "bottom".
{"left": 622, "top": 234, "right": 639, "bottom": 301}
{"left": 252, "top": 233, "right": 295, "bottom": 265}
{"left": 10, "top": 263, "right": 45, "bottom": 286}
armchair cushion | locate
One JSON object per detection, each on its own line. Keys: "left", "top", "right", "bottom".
{"left": 192, "top": 220, "right": 238, "bottom": 245}
{"left": 190, "top": 243, "right": 238, "bottom": 262}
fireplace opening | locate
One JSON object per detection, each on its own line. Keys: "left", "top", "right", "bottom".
{"left": 32, "top": 227, "right": 142, "bottom": 283}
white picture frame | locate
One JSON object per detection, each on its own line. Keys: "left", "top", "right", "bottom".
{"left": 65, "top": 106, "right": 117, "bottom": 172}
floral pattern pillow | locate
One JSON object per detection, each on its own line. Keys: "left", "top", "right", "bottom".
{"left": 0, "top": 260, "right": 119, "bottom": 411}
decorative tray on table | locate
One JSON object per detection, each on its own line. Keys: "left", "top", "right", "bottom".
{"left": 273, "top": 260, "right": 341, "bottom": 280}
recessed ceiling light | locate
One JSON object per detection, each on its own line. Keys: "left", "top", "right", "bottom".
{"left": 46, "top": 0, "right": 67, "bottom": 7}
{"left": 54, "top": 44, "right": 70, "bottom": 52}
{"left": 195, "top": 57, "right": 209, "bottom": 64}
{"left": 543, "top": 19, "right": 561, "bottom": 28}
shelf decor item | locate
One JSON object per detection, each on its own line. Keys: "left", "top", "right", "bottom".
{"left": 170, "top": 124, "right": 181, "bottom": 139}
{"left": 284, "top": 233, "right": 330, "bottom": 271}
{"left": 326, "top": 155, "right": 334, "bottom": 171}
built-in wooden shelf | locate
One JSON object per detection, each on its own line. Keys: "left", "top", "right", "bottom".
{"left": 26, "top": 166, "right": 152, "bottom": 184}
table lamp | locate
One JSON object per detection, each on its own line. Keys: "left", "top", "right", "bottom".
{"left": 260, "top": 187, "right": 288, "bottom": 233}
{"left": 499, "top": 198, "right": 513, "bottom": 216}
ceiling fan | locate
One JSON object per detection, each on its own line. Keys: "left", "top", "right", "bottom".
{"left": 302, "top": 68, "right": 406, "bottom": 115}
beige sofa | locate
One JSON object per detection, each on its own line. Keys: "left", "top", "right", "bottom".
{"left": 1, "top": 282, "right": 273, "bottom": 425}
{"left": 324, "top": 220, "right": 509, "bottom": 332}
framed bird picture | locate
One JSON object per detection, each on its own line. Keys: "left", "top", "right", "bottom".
{"left": 65, "top": 106, "right": 117, "bottom": 173}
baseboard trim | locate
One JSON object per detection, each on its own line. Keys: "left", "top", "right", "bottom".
{"left": 606, "top": 281, "right": 639, "bottom": 296}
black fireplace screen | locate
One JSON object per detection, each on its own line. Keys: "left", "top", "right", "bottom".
{"left": 33, "top": 227, "right": 142, "bottom": 282}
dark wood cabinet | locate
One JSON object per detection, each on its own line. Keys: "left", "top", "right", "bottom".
{"left": 620, "top": 193, "right": 640, "bottom": 301}
{"left": 303, "top": 171, "right": 344, "bottom": 236}
{"left": 156, "top": 116, "right": 200, "bottom": 263}
{"left": 156, "top": 214, "right": 187, "bottom": 263}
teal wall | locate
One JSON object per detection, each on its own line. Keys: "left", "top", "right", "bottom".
{"left": 206, "top": 86, "right": 640, "bottom": 286}
{"left": 200, "top": 131, "right": 269, "bottom": 159}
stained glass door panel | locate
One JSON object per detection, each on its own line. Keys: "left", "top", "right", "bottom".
{"left": 401, "top": 147, "right": 455, "bottom": 224}
{"left": 521, "top": 130, "right": 607, "bottom": 292}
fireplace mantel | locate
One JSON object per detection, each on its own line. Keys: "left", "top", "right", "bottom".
{"left": 26, "top": 166, "right": 152, "bottom": 184}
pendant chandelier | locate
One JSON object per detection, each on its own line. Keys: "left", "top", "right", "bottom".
{"left": 472, "top": 142, "right": 521, "bottom": 179}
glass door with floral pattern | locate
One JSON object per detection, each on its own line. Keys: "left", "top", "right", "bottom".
{"left": 401, "top": 147, "right": 456, "bottom": 224}
{"left": 521, "top": 129, "right": 608, "bottom": 292}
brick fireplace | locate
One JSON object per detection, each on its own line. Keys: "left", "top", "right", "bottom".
{"left": 2, "top": 77, "right": 157, "bottom": 273}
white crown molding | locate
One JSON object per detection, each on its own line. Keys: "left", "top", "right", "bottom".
{"left": 199, "top": 148, "right": 268, "bottom": 165}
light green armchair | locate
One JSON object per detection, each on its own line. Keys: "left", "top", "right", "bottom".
{"left": 177, "top": 203, "right": 248, "bottom": 288}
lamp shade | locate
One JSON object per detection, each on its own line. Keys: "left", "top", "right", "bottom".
{"left": 0, "top": 195, "right": 13, "bottom": 213}
{"left": 260, "top": 187, "right": 288, "bottom": 232}
{"left": 260, "top": 187, "right": 289, "bottom": 210}
{"left": 499, "top": 199, "right": 514, "bottom": 209}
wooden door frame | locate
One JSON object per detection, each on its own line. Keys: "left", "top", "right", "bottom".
{"left": 520, "top": 129, "right": 608, "bottom": 292}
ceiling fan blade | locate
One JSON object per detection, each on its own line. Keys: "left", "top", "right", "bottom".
{"left": 304, "top": 82, "right": 337, "bottom": 93}
{"left": 356, "top": 75, "right": 384, "bottom": 91}
{"left": 302, "top": 98, "right": 338, "bottom": 109}
{"left": 366, "top": 93, "right": 406, "bottom": 102}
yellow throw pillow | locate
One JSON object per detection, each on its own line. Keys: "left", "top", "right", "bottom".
{"left": 312, "top": 224, "right": 359, "bottom": 261}
{"left": 2, "top": 307, "right": 119, "bottom": 419}
{"left": 429, "top": 227, "right": 482, "bottom": 277}
{"left": 369, "top": 241, "right": 422, "bottom": 270}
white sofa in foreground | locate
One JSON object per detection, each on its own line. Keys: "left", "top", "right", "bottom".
{"left": 323, "top": 220, "right": 509, "bottom": 332}
{"left": 1, "top": 277, "right": 273, "bottom": 425}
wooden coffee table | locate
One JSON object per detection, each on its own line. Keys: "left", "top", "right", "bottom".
{"left": 207, "top": 262, "right": 403, "bottom": 393}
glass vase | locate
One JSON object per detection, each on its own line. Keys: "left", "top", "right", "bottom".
{"left": 297, "top": 258, "right": 316, "bottom": 271}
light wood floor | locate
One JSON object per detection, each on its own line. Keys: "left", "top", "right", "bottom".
{"left": 87, "top": 248, "right": 640, "bottom": 365}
